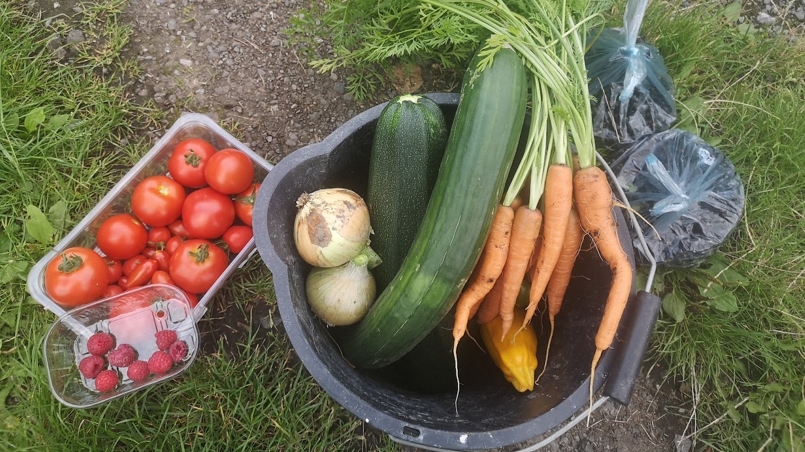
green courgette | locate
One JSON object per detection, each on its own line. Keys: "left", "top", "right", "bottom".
{"left": 367, "top": 94, "right": 448, "bottom": 292}
{"left": 337, "top": 44, "right": 528, "bottom": 369}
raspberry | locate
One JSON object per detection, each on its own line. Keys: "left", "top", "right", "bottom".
{"left": 78, "top": 355, "right": 106, "bottom": 379}
{"left": 147, "top": 350, "right": 174, "bottom": 374}
{"left": 126, "top": 360, "right": 150, "bottom": 382}
{"left": 108, "top": 344, "right": 137, "bottom": 367}
{"left": 155, "top": 329, "right": 178, "bottom": 351}
{"left": 94, "top": 369, "right": 119, "bottom": 393}
{"left": 168, "top": 340, "right": 188, "bottom": 362}
{"left": 86, "top": 332, "right": 115, "bottom": 356}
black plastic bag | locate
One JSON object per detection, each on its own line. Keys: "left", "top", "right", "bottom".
{"left": 613, "top": 129, "right": 745, "bottom": 268}
{"left": 585, "top": 0, "right": 676, "bottom": 149}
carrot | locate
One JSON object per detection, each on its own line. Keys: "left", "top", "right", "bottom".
{"left": 498, "top": 205, "right": 542, "bottom": 339}
{"left": 452, "top": 204, "right": 515, "bottom": 345}
{"left": 523, "top": 164, "right": 573, "bottom": 329}
{"left": 475, "top": 273, "right": 504, "bottom": 324}
{"left": 573, "top": 165, "right": 633, "bottom": 419}
{"left": 535, "top": 206, "right": 583, "bottom": 382}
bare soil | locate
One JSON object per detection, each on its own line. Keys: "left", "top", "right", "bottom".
{"left": 39, "top": 0, "right": 794, "bottom": 450}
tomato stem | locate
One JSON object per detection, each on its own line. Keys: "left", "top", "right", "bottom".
{"left": 57, "top": 253, "right": 84, "bottom": 273}
{"left": 190, "top": 244, "right": 210, "bottom": 263}
{"left": 184, "top": 150, "right": 202, "bottom": 167}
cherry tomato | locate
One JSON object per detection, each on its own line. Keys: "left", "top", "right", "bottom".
{"left": 151, "top": 249, "right": 171, "bottom": 272}
{"left": 234, "top": 183, "right": 260, "bottom": 227}
{"left": 166, "top": 236, "right": 184, "bottom": 254}
{"left": 44, "top": 247, "right": 109, "bottom": 307}
{"left": 168, "top": 219, "right": 191, "bottom": 239}
{"left": 102, "top": 284, "right": 124, "bottom": 298}
{"left": 131, "top": 175, "right": 186, "bottom": 227}
{"left": 181, "top": 187, "right": 235, "bottom": 239}
{"left": 167, "top": 138, "right": 217, "bottom": 188}
{"left": 169, "top": 239, "right": 229, "bottom": 294}
{"left": 222, "top": 225, "right": 253, "bottom": 254}
{"left": 147, "top": 226, "right": 172, "bottom": 247}
{"left": 151, "top": 270, "right": 174, "bottom": 285}
{"left": 118, "top": 275, "right": 130, "bottom": 290}
{"left": 123, "top": 254, "right": 148, "bottom": 276}
{"left": 127, "top": 259, "right": 158, "bottom": 288}
{"left": 106, "top": 259, "right": 123, "bottom": 284}
{"left": 204, "top": 148, "right": 254, "bottom": 195}
{"left": 96, "top": 214, "right": 148, "bottom": 261}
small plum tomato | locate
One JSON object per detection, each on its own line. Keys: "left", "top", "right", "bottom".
{"left": 234, "top": 183, "right": 260, "bottom": 227}
{"left": 222, "top": 225, "right": 253, "bottom": 254}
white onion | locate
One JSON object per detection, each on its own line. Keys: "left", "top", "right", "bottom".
{"left": 305, "top": 246, "right": 381, "bottom": 326}
{"left": 294, "top": 188, "right": 372, "bottom": 268}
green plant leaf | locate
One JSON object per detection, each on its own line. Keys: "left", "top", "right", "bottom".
{"left": 721, "top": 1, "right": 742, "bottom": 23}
{"left": 701, "top": 283, "right": 739, "bottom": 312}
{"left": 746, "top": 401, "right": 766, "bottom": 413}
{"left": 46, "top": 114, "right": 71, "bottom": 131}
{"left": 662, "top": 291, "right": 686, "bottom": 323}
{"left": 24, "top": 107, "right": 46, "bottom": 133}
{"left": 47, "top": 200, "right": 70, "bottom": 234}
{"left": 764, "top": 382, "right": 786, "bottom": 393}
{"left": 0, "top": 260, "right": 28, "bottom": 285}
{"left": 25, "top": 204, "right": 53, "bottom": 244}
{"left": 796, "top": 399, "right": 805, "bottom": 416}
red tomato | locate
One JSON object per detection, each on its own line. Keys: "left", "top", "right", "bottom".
{"left": 204, "top": 148, "right": 254, "bottom": 195}
{"left": 106, "top": 259, "right": 123, "bottom": 284}
{"left": 234, "top": 183, "right": 260, "bottom": 227}
{"left": 118, "top": 275, "right": 130, "bottom": 290}
{"left": 181, "top": 187, "right": 235, "bottom": 239}
{"left": 169, "top": 239, "right": 229, "bottom": 294}
{"left": 131, "top": 175, "right": 186, "bottom": 227}
{"left": 127, "top": 259, "right": 158, "bottom": 288}
{"left": 223, "top": 225, "right": 253, "bottom": 254}
{"left": 151, "top": 270, "right": 174, "bottom": 285}
{"left": 147, "top": 226, "right": 172, "bottom": 247}
{"left": 152, "top": 249, "right": 171, "bottom": 272}
{"left": 102, "top": 284, "right": 124, "bottom": 298}
{"left": 182, "top": 291, "right": 199, "bottom": 308}
{"left": 168, "top": 219, "right": 191, "bottom": 238}
{"left": 96, "top": 214, "right": 148, "bottom": 261}
{"left": 167, "top": 138, "right": 217, "bottom": 188}
{"left": 166, "top": 236, "right": 184, "bottom": 254}
{"left": 123, "top": 254, "right": 148, "bottom": 276}
{"left": 44, "top": 247, "right": 109, "bottom": 307}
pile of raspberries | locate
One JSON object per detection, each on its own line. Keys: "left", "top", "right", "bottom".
{"left": 78, "top": 329, "right": 189, "bottom": 393}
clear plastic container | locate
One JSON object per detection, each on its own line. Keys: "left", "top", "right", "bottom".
{"left": 43, "top": 284, "right": 199, "bottom": 408}
{"left": 26, "top": 113, "right": 273, "bottom": 321}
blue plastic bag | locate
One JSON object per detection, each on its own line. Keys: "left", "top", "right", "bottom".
{"left": 613, "top": 129, "right": 745, "bottom": 268}
{"left": 585, "top": 0, "right": 676, "bottom": 149}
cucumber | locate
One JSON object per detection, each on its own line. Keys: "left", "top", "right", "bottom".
{"left": 337, "top": 46, "right": 528, "bottom": 369}
{"left": 367, "top": 94, "right": 448, "bottom": 292}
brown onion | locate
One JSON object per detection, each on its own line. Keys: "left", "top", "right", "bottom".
{"left": 294, "top": 188, "right": 372, "bottom": 268}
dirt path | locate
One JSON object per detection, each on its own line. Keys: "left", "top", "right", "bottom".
{"left": 35, "top": 0, "right": 693, "bottom": 450}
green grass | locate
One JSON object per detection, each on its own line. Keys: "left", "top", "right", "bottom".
{"left": 4, "top": 0, "right": 805, "bottom": 451}
{"left": 0, "top": 2, "right": 395, "bottom": 451}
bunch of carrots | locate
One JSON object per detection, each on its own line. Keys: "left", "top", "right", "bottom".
{"left": 426, "top": 0, "right": 634, "bottom": 409}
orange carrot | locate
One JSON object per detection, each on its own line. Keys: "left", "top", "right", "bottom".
{"left": 452, "top": 204, "right": 515, "bottom": 345}
{"left": 536, "top": 206, "right": 583, "bottom": 382}
{"left": 498, "top": 205, "right": 542, "bottom": 339}
{"left": 475, "top": 274, "right": 504, "bottom": 324}
{"left": 573, "top": 166, "right": 633, "bottom": 416}
{"left": 523, "top": 164, "right": 574, "bottom": 329}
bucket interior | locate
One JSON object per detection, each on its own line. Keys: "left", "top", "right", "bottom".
{"left": 255, "top": 95, "right": 632, "bottom": 449}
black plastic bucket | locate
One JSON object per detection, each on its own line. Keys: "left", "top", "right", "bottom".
{"left": 253, "top": 93, "right": 661, "bottom": 451}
